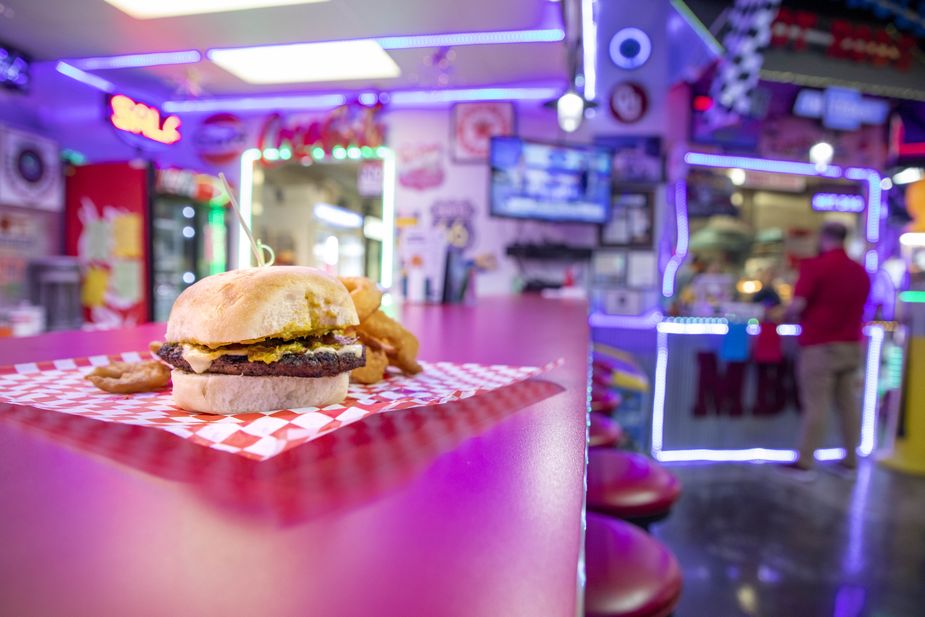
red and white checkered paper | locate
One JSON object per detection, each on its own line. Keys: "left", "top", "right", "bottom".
{"left": 0, "top": 352, "right": 561, "bottom": 461}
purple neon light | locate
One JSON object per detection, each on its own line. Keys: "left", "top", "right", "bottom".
{"left": 55, "top": 62, "right": 115, "bottom": 93}
{"left": 163, "top": 93, "right": 347, "bottom": 113}
{"left": 389, "top": 86, "right": 560, "bottom": 105}
{"left": 588, "top": 310, "right": 662, "bottom": 329}
{"left": 845, "top": 167, "right": 883, "bottom": 243}
{"left": 683, "top": 151, "right": 843, "bottom": 178}
{"left": 865, "top": 250, "right": 879, "bottom": 273}
{"left": 657, "top": 321, "right": 729, "bottom": 335}
{"left": 164, "top": 86, "right": 559, "bottom": 113}
{"left": 68, "top": 50, "right": 202, "bottom": 70}
{"left": 650, "top": 330, "right": 669, "bottom": 453}
{"left": 662, "top": 181, "right": 689, "bottom": 298}
{"left": 655, "top": 447, "right": 846, "bottom": 463}
{"left": 205, "top": 28, "right": 564, "bottom": 60}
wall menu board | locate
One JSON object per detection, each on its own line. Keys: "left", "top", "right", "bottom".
{"left": 0, "top": 42, "right": 30, "bottom": 92}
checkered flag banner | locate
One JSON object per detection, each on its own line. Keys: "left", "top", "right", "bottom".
{"left": 0, "top": 352, "right": 562, "bottom": 461}
{"left": 709, "top": 0, "right": 782, "bottom": 120}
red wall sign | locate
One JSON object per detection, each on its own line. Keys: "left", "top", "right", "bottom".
{"left": 609, "top": 82, "right": 648, "bottom": 124}
{"left": 771, "top": 8, "right": 915, "bottom": 70}
{"left": 65, "top": 162, "right": 151, "bottom": 326}
{"left": 257, "top": 103, "right": 385, "bottom": 163}
{"left": 109, "top": 94, "right": 181, "bottom": 145}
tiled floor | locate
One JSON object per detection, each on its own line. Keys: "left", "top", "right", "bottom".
{"left": 652, "top": 460, "right": 925, "bottom": 617}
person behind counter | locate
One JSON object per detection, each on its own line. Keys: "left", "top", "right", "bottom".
{"left": 783, "top": 221, "right": 871, "bottom": 476}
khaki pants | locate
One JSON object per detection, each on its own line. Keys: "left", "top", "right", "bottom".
{"left": 797, "top": 343, "right": 862, "bottom": 467}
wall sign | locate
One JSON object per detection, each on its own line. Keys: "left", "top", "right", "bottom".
{"left": 451, "top": 102, "right": 515, "bottom": 163}
{"left": 0, "top": 127, "right": 63, "bottom": 211}
{"left": 609, "top": 27, "right": 651, "bottom": 70}
{"left": 811, "top": 192, "right": 865, "bottom": 213}
{"left": 257, "top": 103, "right": 385, "bottom": 161}
{"left": 193, "top": 113, "right": 247, "bottom": 166}
{"left": 398, "top": 143, "right": 445, "bottom": 190}
{"left": 0, "top": 42, "right": 29, "bottom": 92}
{"left": 771, "top": 8, "right": 915, "bottom": 70}
{"left": 108, "top": 94, "right": 181, "bottom": 145}
{"left": 609, "top": 82, "right": 648, "bottom": 124}
{"left": 793, "top": 87, "right": 889, "bottom": 131}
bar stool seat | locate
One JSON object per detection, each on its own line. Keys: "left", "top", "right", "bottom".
{"left": 585, "top": 513, "right": 682, "bottom": 617}
{"left": 587, "top": 450, "right": 681, "bottom": 523}
{"left": 590, "top": 387, "right": 621, "bottom": 414}
{"left": 589, "top": 412, "right": 623, "bottom": 448}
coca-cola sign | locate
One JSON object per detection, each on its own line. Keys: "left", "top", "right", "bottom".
{"left": 257, "top": 103, "right": 386, "bottom": 162}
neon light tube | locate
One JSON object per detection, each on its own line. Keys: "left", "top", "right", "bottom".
{"left": 662, "top": 181, "right": 689, "bottom": 298}
{"left": 655, "top": 448, "right": 846, "bottom": 463}
{"left": 650, "top": 330, "right": 669, "bottom": 453}
{"left": 845, "top": 168, "right": 883, "bottom": 244}
{"left": 55, "top": 62, "right": 115, "bottom": 93}
{"left": 389, "top": 86, "right": 560, "bottom": 105}
{"left": 588, "top": 310, "right": 663, "bottom": 329}
{"left": 684, "top": 152, "right": 843, "bottom": 178}
{"left": 657, "top": 322, "right": 729, "bottom": 335}
{"left": 377, "top": 28, "right": 564, "bottom": 49}
{"left": 237, "top": 148, "right": 262, "bottom": 269}
{"left": 899, "top": 290, "right": 925, "bottom": 303}
{"left": 163, "top": 94, "right": 347, "bottom": 113}
{"left": 68, "top": 50, "right": 202, "bottom": 70}
{"left": 859, "top": 325, "right": 884, "bottom": 456}
{"left": 581, "top": 0, "right": 597, "bottom": 100}
{"left": 380, "top": 147, "right": 397, "bottom": 289}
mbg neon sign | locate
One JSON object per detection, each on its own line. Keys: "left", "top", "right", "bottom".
{"left": 109, "top": 94, "right": 181, "bottom": 144}
{"left": 811, "top": 192, "right": 865, "bottom": 213}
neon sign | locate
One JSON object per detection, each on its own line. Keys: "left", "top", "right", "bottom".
{"left": 811, "top": 192, "right": 865, "bottom": 213}
{"left": 109, "top": 94, "right": 181, "bottom": 144}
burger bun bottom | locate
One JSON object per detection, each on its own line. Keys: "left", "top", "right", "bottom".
{"left": 171, "top": 370, "right": 349, "bottom": 414}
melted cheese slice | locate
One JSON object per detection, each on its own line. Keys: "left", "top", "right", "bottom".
{"left": 180, "top": 343, "right": 363, "bottom": 374}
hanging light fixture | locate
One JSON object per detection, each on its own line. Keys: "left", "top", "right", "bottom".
{"left": 557, "top": 90, "right": 585, "bottom": 132}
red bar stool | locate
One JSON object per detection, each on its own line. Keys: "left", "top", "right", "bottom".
{"left": 585, "top": 512, "right": 682, "bottom": 617}
{"left": 590, "top": 387, "right": 621, "bottom": 414}
{"left": 587, "top": 449, "right": 681, "bottom": 527}
{"left": 589, "top": 412, "right": 623, "bottom": 448}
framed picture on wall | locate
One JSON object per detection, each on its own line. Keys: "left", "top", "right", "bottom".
{"left": 451, "top": 102, "right": 516, "bottom": 163}
{"left": 599, "top": 191, "right": 654, "bottom": 248}
{"left": 593, "top": 135, "right": 663, "bottom": 183}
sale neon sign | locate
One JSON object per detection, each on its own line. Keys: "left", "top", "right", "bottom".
{"left": 109, "top": 94, "right": 181, "bottom": 145}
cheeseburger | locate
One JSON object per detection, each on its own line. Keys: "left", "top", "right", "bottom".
{"left": 157, "top": 266, "right": 365, "bottom": 414}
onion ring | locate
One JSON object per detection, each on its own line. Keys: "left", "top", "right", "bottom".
{"left": 350, "top": 348, "right": 389, "bottom": 384}
{"left": 86, "top": 360, "right": 171, "bottom": 394}
{"left": 340, "top": 277, "right": 382, "bottom": 321}
{"left": 358, "top": 310, "right": 422, "bottom": 375}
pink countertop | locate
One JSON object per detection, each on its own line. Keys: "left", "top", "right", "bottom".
{"left": 0, "top": 296, "right": 589, "bottom": 617}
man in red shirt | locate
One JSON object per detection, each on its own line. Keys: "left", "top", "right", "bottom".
{"left": 787, "top": 222, "right": 870, "bottom": 473}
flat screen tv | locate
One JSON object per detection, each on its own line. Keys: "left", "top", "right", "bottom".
{"left": 490, "top": 136, "right": 611, "bottom": 224}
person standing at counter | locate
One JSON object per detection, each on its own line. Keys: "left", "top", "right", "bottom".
{"left": 784, "top": 222, "right": 870, "bottom": 475}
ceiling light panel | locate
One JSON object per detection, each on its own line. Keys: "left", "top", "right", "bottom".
{"left": 207, "top": 41, "right": 401, "bottom": 84}
{"left": 104, "top": 0, "right": 328, "bottom": 20}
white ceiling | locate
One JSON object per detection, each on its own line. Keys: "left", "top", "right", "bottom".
{"left": 0, "top": 0, "right": 567, "bottom": 97}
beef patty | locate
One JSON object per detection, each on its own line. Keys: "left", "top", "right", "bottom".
{"left": 158, "top": 342, "right": 365, "bottom": 378}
